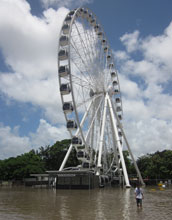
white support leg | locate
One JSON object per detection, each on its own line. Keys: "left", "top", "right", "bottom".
{"left": 85, "top": 96, "right": 103, "bottom": 142}
{"left": 97, "top": 94, "right": 108, "bottom": 175}
{"left": 111, "top": 100, "right": 145, "bottom": 186}
{"left": 107, "top": 119, "right": 120, "bottom": 174}
{"left": 107, "top": 94, "right": 131, "bottom": 187}
{"left": 59, "top": 143, "right": 73, "bottom": 171}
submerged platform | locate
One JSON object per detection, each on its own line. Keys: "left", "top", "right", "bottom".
{"left": 48, "top": 170, "right": 99, "bottom": 189}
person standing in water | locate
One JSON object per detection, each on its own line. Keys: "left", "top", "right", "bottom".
{"left": 135, "top": 184, "right": 144, "bottom": 208}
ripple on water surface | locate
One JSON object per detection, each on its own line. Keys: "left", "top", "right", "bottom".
{"left": 0, "top": 186, "right": 172, "bottom": 220}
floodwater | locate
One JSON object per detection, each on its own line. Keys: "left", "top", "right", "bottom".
{"left": 0, "top": 186, "right": 172, "bottom": 220}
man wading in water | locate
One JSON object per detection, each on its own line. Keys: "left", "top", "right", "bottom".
{"left": 135, "top": 184, "right": 144, "bottom": 208}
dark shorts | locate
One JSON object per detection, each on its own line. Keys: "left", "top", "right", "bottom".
{"left": 136, "top": 198, "right": 142, "bottom": 206}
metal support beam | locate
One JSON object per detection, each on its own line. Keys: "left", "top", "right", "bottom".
{"left": 111, "top": 97, "right": 145, "bottom": 186}
{"left": 97, "top": 94, "right": 108, "bottom": 174}
{"left": 107, "top": 93, "right": 131, "bottom": 188}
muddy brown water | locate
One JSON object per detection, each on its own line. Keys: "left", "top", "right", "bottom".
{"left": 0, "top": 186, "right": 172, "bottom": 220}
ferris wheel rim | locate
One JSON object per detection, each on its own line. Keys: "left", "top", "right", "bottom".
{"left": 58, "top": 7, "right": 124, "bottom": 172}
{"left": 58, "top": 7, "right": 123, "bottom": 135}
{"left": 57, "top": 8, "right": 144, "bottom": 187}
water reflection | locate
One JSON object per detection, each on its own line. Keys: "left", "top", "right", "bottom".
{"left": 94, "top": 190, "right": 107, "bottom": 220}
{"left": 0, "top": 186, "right": 172, "bottom": 220}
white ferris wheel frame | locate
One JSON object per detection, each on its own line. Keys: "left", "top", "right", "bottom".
{"left": 57, "top": 7, "right": 144, "bottom": 187}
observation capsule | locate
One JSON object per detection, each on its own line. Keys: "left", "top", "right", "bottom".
{"left": 78, "top": 8, "right": 84, "bottom": 16}
{"left": 118, "top": 115, "right": 122, "bottom": 120}
{"left": 114, "top": 89, "right": 119, "bottom": 94}
{"left": 77, "top": 151, "right": 85, "bottom": 158}
{"left": 83, "top": 162, "right": 90, "bottom": 168}
{"left": 116, "top": 106, "right": 122, "bottom": 112}
{"left": 118, "top": 131, "right": 122, "bottom": 137}
{"left": 59, "top": 36, "right": 69, "bottom": 46}
{"left": 60, "top": 83, "right": 71, "bottom": 95}
{"left": 87, "top": 13, "right": 92, "bottom": 22}
{"left": 116, "top": 98, "right": 121, "bottom": 103}
{"left": 59, "top": 65, "right": 69, "bottom": 77}
{"left": 63, "top": 102, "right": 73, "bottom": 113}
{"left": 83, "top": 9, "right": 88, "bottom": 18}
{"left": 90, "top": 19, "right": 96, "bottom": 26}
{"left": 72, "top": 136, "right": 82, "bottom": 145}
{"left": 107, "top": 54, "right": 111, "bottom": 61}
{"left": 97, "top": 32, "right": 103, "bottom": 39}
{"left": 67, "top": 120, "right": 77, "bottom": 130}
{"left": 109, "top": 63, "right": 114, "bottom": 68}
{"left": 111, "top": 71, "right": 116, "bottom": 77}
{"left": 102, "top": 39, "right": 106, "bottom": 45}
{"left": 104, "top": 47, "right": 108, "bottom": 53}
{"left": 113, "top": 80, "right": 118, "bottom": 86}
{"left": 94, "top": 25, "right": 100, "bottom": 32}
{"left": 62, "top": 24, "right": 70, "bottom": 34}
{"left": 65, "top": 16, "right": 72, "bottom": 24}
{"left": 69, "top": 10, "right": 75, "bottom": 16}
{"left": 58, "top": 49, "right": 68, "bottom": 60}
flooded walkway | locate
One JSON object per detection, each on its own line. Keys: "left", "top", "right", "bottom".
{"left": 0, "top": 186, "right": 172, "bottom": 219}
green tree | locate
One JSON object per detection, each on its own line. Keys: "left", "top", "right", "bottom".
{"left": 38, "top": 139, "right": 79, "bottom": 170}
{"left": 137, "top": 150, "right": 172, "bottom": 179}
{"left": 123, "top": 150, "right": 136, "bottom": 175}
{"left": 0, "top": 151, "right": 45, "bottom": 180}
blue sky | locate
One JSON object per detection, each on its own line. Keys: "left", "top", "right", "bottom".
{"left": 0, "top": 0, "right": 172, "bottom": 159}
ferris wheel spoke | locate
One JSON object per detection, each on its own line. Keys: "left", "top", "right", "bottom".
{"left": 89, "top": 23, "right": 99, "bottom": 59}
{"left": 97, "top": 44, "right": 106, "bottom": 84}
{"left": 85, "top": 96, "right": 104, "bottom": 142}
{"left": 72, "top": 86, "right": 88, "bottom": 109}
{"left": 87, "top": 24, "right": 107, "bottom": 89}
{"left": 69, "top": 59, "right": 95, "bottom": 89}
{"left": 70, "top": 74, "right": 93, "bottom": 90}
{"left": 76, "top": 96, "right": 103, "bottom": 134}
{"left": 73, "top": 20, "right": 95, "bottom": 67}
{"left": 72, "top": 21, "right": 95, "bottom": 82}
{"left": 81, "top": 19, "right": 98, "bottom": 64}
{"left": 76, "top": 93, "right": 102, "bottom": 108}
{"left": 70, "top": 72, "right": 96, "bottom": 104}
{"left": 89, "top": 26, "right": 109, "bottom": 88}
{"left": 70, "top": 39, "right": 95, "bottom": 84}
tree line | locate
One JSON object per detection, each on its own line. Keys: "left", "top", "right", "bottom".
{"left": 0, "top": 139, "right": 172, "bottom": 180}
{"left": 0, "top": 139, "right": 79, "bottom": 180}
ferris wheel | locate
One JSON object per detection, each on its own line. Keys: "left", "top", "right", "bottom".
{"left": 57, "top": 8, "right": 144, "bottom": 187}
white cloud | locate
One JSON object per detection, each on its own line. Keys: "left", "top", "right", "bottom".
{"left": 116, "top": 21, "right": 172, "bottom": 157}
{"left": 114, "top": 50, "right": 129, "bottom": 61}
{"left": 142, "top": 22, "right": 172, "bottom": 70}
{"left": 0, "top": 73, "right": 65, "bottom": 123}
{"left": 0, "top": 123, "right": 30, "bottom": 159}
{"left": 0, "top": 1, "right": 68, "bottom": 78}
{"left": 40, "top": 0, "right": 93, "bottom": 9}
{"left": 0, "top": 0, "right": 71, "bottom": 159}
{"left": 0, "top": 120, "right": 70, "bottom": 159}
{"left": 0, "top": 0, "right": 69, "bottom": 123}
{"left": 120, "top": 30, "right": 140, "bottom": 53}
{"left": 118, "top": 23, "right": 172, "bottom": 84}
{"left": 119, "top": 74, "right": 142, "bottom": 99}
{"left": 123, "top": 118, "right": 172, "bottom": 157}
{"left": 29, "top": 119, "right": 70, "bottom": 148}
{"left": 123, "top": 98, "right": 150, "bottom": 121}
